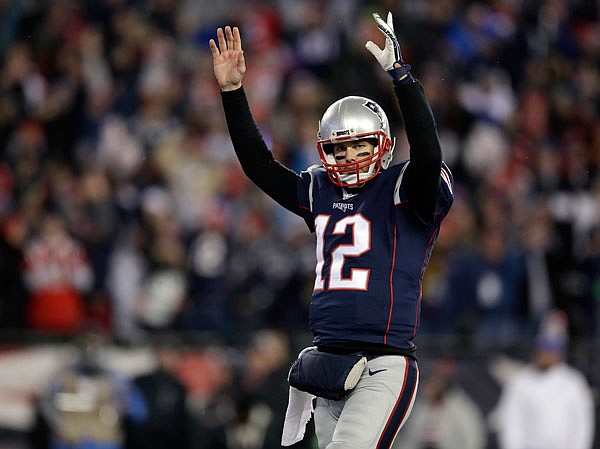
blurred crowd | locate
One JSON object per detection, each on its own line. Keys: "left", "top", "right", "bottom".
{"left": 1, "top": 0, "right": 599, "bottom": 344}
{"left": 24, "top": 330, "right": 302, "bottom": 449}
{"left": 0, "top": 0, "right": 599, "bottom": 447}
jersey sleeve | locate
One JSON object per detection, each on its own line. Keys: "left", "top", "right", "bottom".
{"left": 394, "top": 161, "right": 454, "bottom": 221}
{"left": 297, "top": 165, "right": 321, "bottom": 232}
{"left": 437, "top": 162, "right": 454, "bottom": 216}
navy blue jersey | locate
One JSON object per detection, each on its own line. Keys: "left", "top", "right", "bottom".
{"left": 298, "top": 162, "right": 454, "bottom": 351}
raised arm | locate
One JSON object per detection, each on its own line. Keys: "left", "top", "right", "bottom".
{"left": 210, "top": 27, "right": 304, "bottom": 215}
{"left": 366, "top": 13, "right": 442, "bottom": 222}
{"left": 393, "top": 80, "right": 442, "bottom": 222}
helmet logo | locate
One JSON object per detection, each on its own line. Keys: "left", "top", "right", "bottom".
{"left": 363, "top": 100, "right": 384, "bottom": 129}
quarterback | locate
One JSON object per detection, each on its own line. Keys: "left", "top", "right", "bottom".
{"left": 210, "top": 11, "right": 453, "bottom": 449}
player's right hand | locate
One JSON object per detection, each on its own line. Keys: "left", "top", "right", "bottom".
{"left": 209, "top": 26, "right": 246, "bottom": 91}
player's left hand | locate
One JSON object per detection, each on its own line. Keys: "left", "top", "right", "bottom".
{"left": 365, "top": 12, "right": 411, "bottom": 81}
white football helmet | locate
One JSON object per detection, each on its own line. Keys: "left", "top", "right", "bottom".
{"left": 317, "top": 96, "right": 395, "bottom": 187}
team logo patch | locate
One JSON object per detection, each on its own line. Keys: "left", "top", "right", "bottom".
{"left": 363, "top": 100, "right": 384, "bottom": 127}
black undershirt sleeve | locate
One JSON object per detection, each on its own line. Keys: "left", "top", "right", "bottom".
{"left": 221, "top": 87, "right": 304, "bottom": 216}
{"left": 393, "top": 80, "right": 442, "bottom": 222}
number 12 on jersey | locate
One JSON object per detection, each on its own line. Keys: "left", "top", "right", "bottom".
{"left": 314, "top": 214, "right": 372, "bottom": 291}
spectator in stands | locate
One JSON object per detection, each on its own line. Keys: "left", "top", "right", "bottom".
{"left": 22, "top": 212, "right": 94, "bottom": 333}
{"left": 127, "top": 338, "right": 191, "bottom": 449}
{"left": 228, "top": 329, "right": 299, "bottom": 449}
{"left": 392, "top": 358, "right": 486, "bottom": 449}
{"left": 441, "top": 220, "right": 527, "bottom": 346}
{"left": 29, "top": 332, "right": 147, "bottom": 449}
{"left": 0, "top": 215, "right": 27, "bottom": 329}
{"left": 496, "top": 310, "right": 595, "bottom": 449}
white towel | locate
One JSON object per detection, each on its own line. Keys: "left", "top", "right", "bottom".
{"left": 281, "top": 385, "right": 315, "bottom": 446}
{"left": 281, "top": 346, "right": 317, "bottom": 446}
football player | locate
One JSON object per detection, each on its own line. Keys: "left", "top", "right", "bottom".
{"left": 210, "top": 11, "right": 453, "bottom": 449}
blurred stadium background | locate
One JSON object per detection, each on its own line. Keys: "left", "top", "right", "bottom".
{"left": 0, "top": 0, "right": 598, "bottom": 448}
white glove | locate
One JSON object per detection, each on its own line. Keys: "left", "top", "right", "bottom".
{"left": 365, "top": 12, "right": 411, "bottom": 81}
